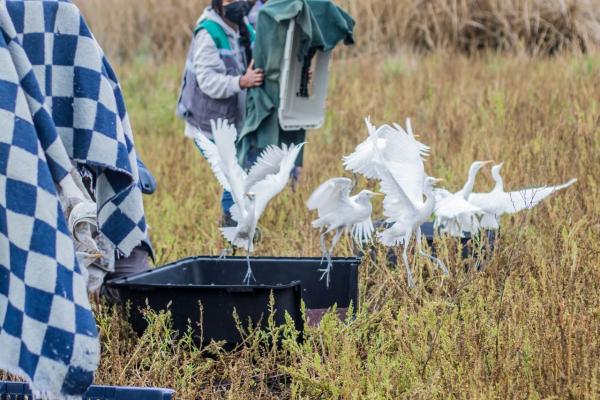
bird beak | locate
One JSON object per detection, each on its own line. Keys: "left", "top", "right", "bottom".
{"left": 373, "top": 193, "right": 384, "bottom": 197}
{"left": 483, "top": 160, "right": 494, "bottom": 166}
{"left": 434, "top": 178, "right": 444, "bottom": 183}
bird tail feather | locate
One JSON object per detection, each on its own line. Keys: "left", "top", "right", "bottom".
{"left": 220, "top": 227, "right": 252, "bottom": 251}
{"left": 378, "top": 227, "right": 406, "bottom": 247}
{"left": 479, "top": 213, "right": 499, "bottom": 230}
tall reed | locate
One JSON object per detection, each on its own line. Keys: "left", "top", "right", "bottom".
{"left": 73, "top": 0, "right": 600, "bottom": 61}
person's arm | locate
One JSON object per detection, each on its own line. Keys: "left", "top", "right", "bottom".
{"left": 193, "top": 30, "right": 264, "bottom": 99}
{"left": 193, "top": 30, "right": 242, "bottom": 99}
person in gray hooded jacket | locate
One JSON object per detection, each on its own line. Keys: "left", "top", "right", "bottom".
{"left": 177, "top": 0, "right": 263, "bottom": 224}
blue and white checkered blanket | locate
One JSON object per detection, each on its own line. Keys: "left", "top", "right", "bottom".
{"left": 0, "top": 1, "right": 113, "bottom": 398}
{"left": 6, "top": 0, "right": 148, "bottom": 256}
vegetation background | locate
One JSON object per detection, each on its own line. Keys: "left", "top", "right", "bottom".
{"left": 5, "top": 0, "right": 599, "bottom": 398}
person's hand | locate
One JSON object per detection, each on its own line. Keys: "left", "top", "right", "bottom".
{"left": 240, "top": 60, "right": 264, "bottom": 89}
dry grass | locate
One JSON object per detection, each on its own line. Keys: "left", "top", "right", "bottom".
{"left": 73, "top": 0, "right": 600, "bottom": 61}
{"left": 67, "top": 52, "right": 600, "bottom": 398}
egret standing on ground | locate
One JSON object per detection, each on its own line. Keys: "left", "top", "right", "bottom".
{"left": 307, "top": 177, "right": 379, "bottom": 287}
{"left": 195, "top": 119, "right": 304, "bottom": 284}
{"left": 345, "top": 118, "right": 447, "bottom": 288}
{"left": 467, "top": 162, "right": 577, "bottom": 230}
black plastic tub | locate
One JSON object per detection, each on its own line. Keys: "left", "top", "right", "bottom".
{"left": 0, "top": 381, "right": 174, "bottom": 399}
{"left": 370, "top": 222, "right": 496, "bottom": 269}
{"left": 106, "top": 256, "right": 361, "bottom": 345}
{"left": 421, "top": 221, "right": 497, "bottom": 261}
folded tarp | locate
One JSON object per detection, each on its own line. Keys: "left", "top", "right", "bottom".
{"left": 239, "top": 0, "right": 355, "bottom": 165}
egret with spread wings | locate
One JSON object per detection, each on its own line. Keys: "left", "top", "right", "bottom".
{"left": 194, "top": 119, "right": 304, "bottom": 284}
{"left": 468, "top": 162, "right": 577, "bottom": 230}
{"left": 344, "top": 117, "right": 430, "bottom": 203}
{"left": 307, "top": 177, "right": 379, "bottom": 287}
{"left": 345, "top": 118, "right": 446, "bottom": 288}
{"left": 433, "top": 161, "right": 491, "bottom": 237}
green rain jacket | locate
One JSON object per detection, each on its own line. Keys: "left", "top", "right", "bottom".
{"left": 238, "top": 0, "right": 355, "bottom": 166}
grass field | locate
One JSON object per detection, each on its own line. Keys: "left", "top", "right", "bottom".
{"left": 77, "top": 52, "right": 600, "bottom": 399}
{"left": 74, "top": 0, "right": 600, "bottom": 61}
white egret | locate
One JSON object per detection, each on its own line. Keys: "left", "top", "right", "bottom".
{"left": 377, "top": 167, "right": 446, "bottom": 288}
{"left": 433, "top": 161, "right": 492, "bottom": 236}
{"left": 307, "top": 177, "right": 379, "bottom": 287}
{"left": 343, "top": 118, "right": 430, "bottom": 203}
{"left": 194, "top": 119, "right": 304, "bottom": 284}
{"left": 468, "top": 162, "right": 577, "bottom": 230}
{"left": 345, "top": 117, "right": 447, "bottom": 288}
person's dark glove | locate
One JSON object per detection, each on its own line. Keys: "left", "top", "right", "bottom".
{"left": 137, "top": 158, "right": 157, "bottom": 195}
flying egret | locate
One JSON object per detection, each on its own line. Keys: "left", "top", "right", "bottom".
{"left": 468, "top": 162, "right": 577, "bottom": 230}
{"left": 345, "top": 117, "right": 447, "bottom": 288}
{"left": 376, "top": 164, "right": 446, "bottom": 288}
{"left": 433, "top": 160, "right": 492, "bottom": 236}
{"left": 194, "top": 119, "right": 304, "bottom": 284}
{"left": 343, "top": 117, "right": 430, "bottom": 204}
{"left": 307, "top": 177, "right": 380, "bottom": 287}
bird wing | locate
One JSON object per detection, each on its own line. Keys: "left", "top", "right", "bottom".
{"left": 434, "top": 188, "right": 452, "bottom": 204}
{"left": 466, "top": 191, "right": 500, "bottom": 230}
{"left": 245, "top": 144, "right": 289, "bottom": 192}
{"left": 376, "top": 163, "right": 419, "bottom": 221}
{"left": 351, "top": 217, "right": 375, "bottom": 244}
{"left": 380, "top": 122, "right": 428, "bottom": 205}
{"left": 503, "top": 178, "right": 577, "bottom": 214}
{"left": 210, "top": 119, "right": 248, "bottom": 213}
{"left": 342, "top": 117, "right": 385, "bottom": 179}
{"left": 394, "top": 119, "right": 430, "bottom": 158}
{"left": 435, "top": 194, "right": 481, "bottom": 219}
{"left": 252, "top": 143, "right": 304, "bottom": 220}
{"left": 434, "top": 194, "right": 482, "bottom": 237}
{"left": 307, "top": 177, "right": 354, "bottom": 217}
{"left": 193, "top": 131, "right": 232, "bottom": 192}
{"left": 344, "top": 118, "right": 429, "bottom": 206}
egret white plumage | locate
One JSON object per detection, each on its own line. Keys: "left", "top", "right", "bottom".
{"left": 307, "top": 177, "right": 379, "bottom": 287}
{"left": 343, "top": 118, "right": 430, "bottom": 203}
{"left": 194, "top": 119, "right": 304, "bottom": 284}
{"left": 433, "top": 160, "right": 492, "bottom": 237}
{"left": 377, "top": 168, "right": 446, "bottom": 288}
{"left": 468, "top": 162, "right": 577, "bottom": 230}
{"left": 345, "top": 117, "right": 447, "bottom": 288}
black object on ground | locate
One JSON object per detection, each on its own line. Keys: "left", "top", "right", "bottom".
{"left": 106, "top": 256, "right": 360, "bottom": 345}
{"left": 0, "top": 381, "right": 174, "bottom": 400}
{"left": 368, "top": 221, "right": 496, "bottom": 269}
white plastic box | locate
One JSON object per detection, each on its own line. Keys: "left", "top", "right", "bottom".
{"left": 278, "top": 19, "right": 332, "bottom": 131}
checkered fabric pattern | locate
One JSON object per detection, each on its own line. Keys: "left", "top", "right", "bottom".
{"left": 6, "top": 0, "right": 147, "bottom": 256}
{"left": 0, "top": 2, "right": 99, "bottom": 399}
